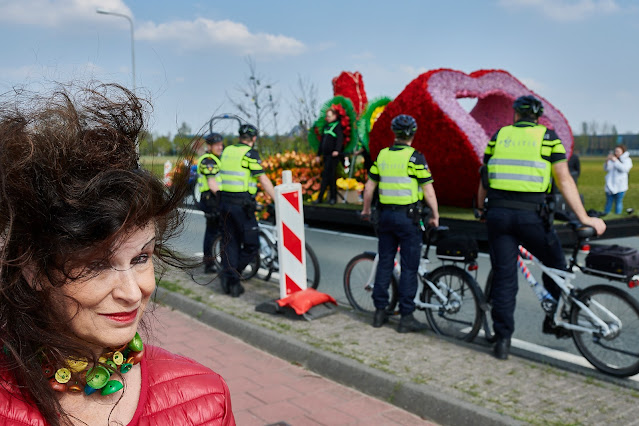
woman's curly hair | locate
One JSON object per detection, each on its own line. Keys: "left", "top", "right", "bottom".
{"left": 0, "top": 83, "right": 190, "bottom": 425}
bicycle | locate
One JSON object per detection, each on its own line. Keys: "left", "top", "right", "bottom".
{"left": 481, "top": 224, "right": 639, "bottom": 377}
{"left": 212, "top": 222, "right": 321, "bottom": 289}
{"left": 343, "top": 226, "right": 484, "bottom": 341}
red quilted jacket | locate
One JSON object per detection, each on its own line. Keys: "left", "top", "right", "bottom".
{"left": 0, "top": 345, "right": 235, "bottom": 425}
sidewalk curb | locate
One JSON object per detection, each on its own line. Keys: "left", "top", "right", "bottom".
{"left": 155, "top": 287, "right": 521, "bottom": 426}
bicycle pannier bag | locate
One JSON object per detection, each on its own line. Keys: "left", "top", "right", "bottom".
{"left": 585, "top": 244, "right": 639, "bottom": 277}
{"left": 436, "top": 235, "right": 478, "bottom": 262}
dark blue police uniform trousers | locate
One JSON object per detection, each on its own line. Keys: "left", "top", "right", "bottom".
{"left": 372, "top": 209, "right": 422, "bottom": 316}
{"left": 486, "top": 207, "right": 566, "bottom": 340}
{"left": 219, "top": 199, "right": 260, "bottom": 287}
{"left": 198, "top": 191, "right": 219, "bottom": 264}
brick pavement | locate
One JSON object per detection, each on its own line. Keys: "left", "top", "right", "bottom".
{"left": 147, "top": 305, "right": 436, "bottom": 426}
{"left": 152, "top": 269, "right": 639, "bottom": 426}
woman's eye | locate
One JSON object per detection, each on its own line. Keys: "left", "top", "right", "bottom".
{"left": 132, "top": 253, "right": 150, "bottom": 265}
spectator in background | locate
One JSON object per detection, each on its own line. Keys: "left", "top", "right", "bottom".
{"left": 315, "top": 108, "right": 343, "bottom": 204}
{"left": 604, "top": 144, "right": 633, "bottom": 215}
{"left": 568, "top": 149, "right": 581, "bottom": 185}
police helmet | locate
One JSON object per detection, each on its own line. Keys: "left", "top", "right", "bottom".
{"left": 204, "top": 133, "right": 224, "bottom": 144}
{"left": 513, "top": 95, "right": 544, "bottom": 118}
{"left": 391, "top": 114, "right": 418, "bottom": 139}
{"left": 238, "top": 124, "right": 258, "bottom": 138}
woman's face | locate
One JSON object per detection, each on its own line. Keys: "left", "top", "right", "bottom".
{"left": 326, "top": 110, "right": 336, "bottom": 123}
{"left": 615, "top": 147, "right": 623, "bottom": 157}
{"left": 56, "top": 223, "right": 157, "bottom": 350}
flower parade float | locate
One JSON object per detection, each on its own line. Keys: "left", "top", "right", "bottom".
{"left": 332, "top": 71, "right": 368, "bottom": 116}
{"left": 358, "top": 96, "right": 392, "bottom": 153}
{"left": 369, "top": 68, "right": 574, "bottom": 208}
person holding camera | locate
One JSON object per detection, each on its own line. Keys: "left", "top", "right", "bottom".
{"left": 361, "top": 114, "right": 439, "bottom": 333}
{"left": 603, "top": 144, "right": 633, "bottom": 215}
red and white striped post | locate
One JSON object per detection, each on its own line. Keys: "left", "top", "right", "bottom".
{"left": 274, "top": 170, "right": 307, "bottom": 299}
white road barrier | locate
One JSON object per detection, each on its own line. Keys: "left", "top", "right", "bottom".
{"left": 274, "top": 170, "right": 307, "bottom": 299}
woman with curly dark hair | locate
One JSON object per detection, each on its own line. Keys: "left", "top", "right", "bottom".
{"left": 0, "top": 84, "right": 235, "bottom": 425}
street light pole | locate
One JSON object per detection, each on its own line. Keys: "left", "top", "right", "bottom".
{"left": 96, "top": 8, "right": 136, "bottom": 92}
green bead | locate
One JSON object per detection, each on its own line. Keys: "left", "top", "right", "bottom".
{"left": 105, "top": 360, "right": 117, "bottom": 371}
{"left": 100, "top": 380, "right": 123, "bottom": 396}
{"left": 128, "top": 332, "right": 143, "bottom": 352}
{"left": 120, "top": 363, "right": 133, "bottom": 374}
{"left": 86, "top": 365, "right": 110, "bottom": 389}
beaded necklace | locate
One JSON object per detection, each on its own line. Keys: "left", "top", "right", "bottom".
{"left": 44, "top": 332, "right": 144, "bottom": 396}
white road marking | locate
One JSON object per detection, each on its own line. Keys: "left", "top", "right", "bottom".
{"left": 477, "top": 330, "right": 639, "bottom": 381}
{"left": 180, "top": 207, "right": 204, "bottom": 216}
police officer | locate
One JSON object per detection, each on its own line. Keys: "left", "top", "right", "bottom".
{"left": 361, "top": 114, "right": 440, "bottom": 333}
{"left": 196, "top": 133, "right": 224, "bottom": 273}
{"left": 477, "top": 95, "right": 606, "bottom": 360}
{"left": 219, "top": 124, "right": 275, "bottom": 297}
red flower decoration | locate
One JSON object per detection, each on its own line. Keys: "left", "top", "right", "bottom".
{"left": 369, "top": 68, "right": 573, "bottom": 207}
{"left": 332, "top": 71, "right": 368, "bottom": 116}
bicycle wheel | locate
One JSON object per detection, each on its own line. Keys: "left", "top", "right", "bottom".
{"left": 256, "top": 230, "right": 277, "bottom": 281}
{"left": 570, "top": 284, "right": 639, "bottom": 377}
{"left": 305, "top": 243, "right": 320, "bottom": 289}
{"left": 211, "top": 234, "right": 223, "bottom": 270}
{"left": 343, "top": 252, "right": 398, "bottom": 314}
{"left": 212, "top": 234, "right": 260, "bottom": 281}
{"left": 422, "top": 265, "right": 482, "bottom": 342}
{"left": 482, "top": 269, "right": 497, "bottom": 343}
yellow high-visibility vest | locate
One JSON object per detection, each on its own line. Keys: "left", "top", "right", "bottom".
{"left": 376, "top": 146, "right": 420, "bottom": 205}
{"left": 487, "top": 125, "right": 552, "bottom": 192}
{"left": 220, "top": 144, "right": 258, "bottom": 195}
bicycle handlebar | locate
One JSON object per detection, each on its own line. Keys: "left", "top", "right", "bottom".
{"left": 567, "top": 221, "right": 597, "bottom": 241}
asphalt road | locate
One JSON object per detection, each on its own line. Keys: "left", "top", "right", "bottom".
{"left": 175, "top": 206, "right": 639, "bottom": 378}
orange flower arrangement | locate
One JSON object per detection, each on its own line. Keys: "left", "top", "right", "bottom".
{"left": 255, "top": 150, "right": 324, "bottom": 220}
{"left": 253, "top": 150, "right": 371, "bottom": 220}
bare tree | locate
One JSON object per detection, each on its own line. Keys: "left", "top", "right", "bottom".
{"left": 289, "top": 74, "right": 319, "bottom": 140}
{"left": 227, "top": 56, "right": 277, "bottom": 140}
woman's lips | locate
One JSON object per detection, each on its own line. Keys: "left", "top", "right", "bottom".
{"left": 100, "top": 310, "right": 138, "bottom": 323}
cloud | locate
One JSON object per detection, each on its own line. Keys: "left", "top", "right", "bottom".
{"left": 136, "top": 18, "right": 306, "bottom": 56}
{"left": 399, "top": 65, "right": 429, "bottom": 78}
{"left": 499, "top": 0, "right": 620, "bottom": 21}
{"left": 0, "top": 1, "right": 305, "bottom": 56}
{"left": 0, "top": 0, "right": 131, "bottom": 27}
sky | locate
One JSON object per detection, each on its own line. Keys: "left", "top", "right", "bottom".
{"left": 0, "top": 0, "right": 637, "bottom": 139}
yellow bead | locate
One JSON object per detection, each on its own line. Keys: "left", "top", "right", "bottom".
{"left": 54, "top": 368, "right": 71, "bottom": 384}
{"left": 66, "top": 357, "right": 88, "bottom": 373}
{"left": 112, "top": 351, "right": 124, "bottom": 365}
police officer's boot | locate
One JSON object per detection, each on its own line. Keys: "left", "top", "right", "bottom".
{"left": 397, "top": 313, "right": 428, "bottom": 333}
{"left": 493, "top": 336, "right": 511, "bottom": 360}
{"left": 219, "top": 274, "right": 230, "bottom": 295}
{"left": 230, "top": 283, "right": 245, "bottom": 298}
{"left": 372, "top": 309, "right": 389, "bottom": 328}
{"left": 204, "top": 257, "right": 216, "bottom": 274}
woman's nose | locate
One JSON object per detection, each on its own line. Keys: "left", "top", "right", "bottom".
{"left": 111, "top": 268, "right": 143, "bottom": 304}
